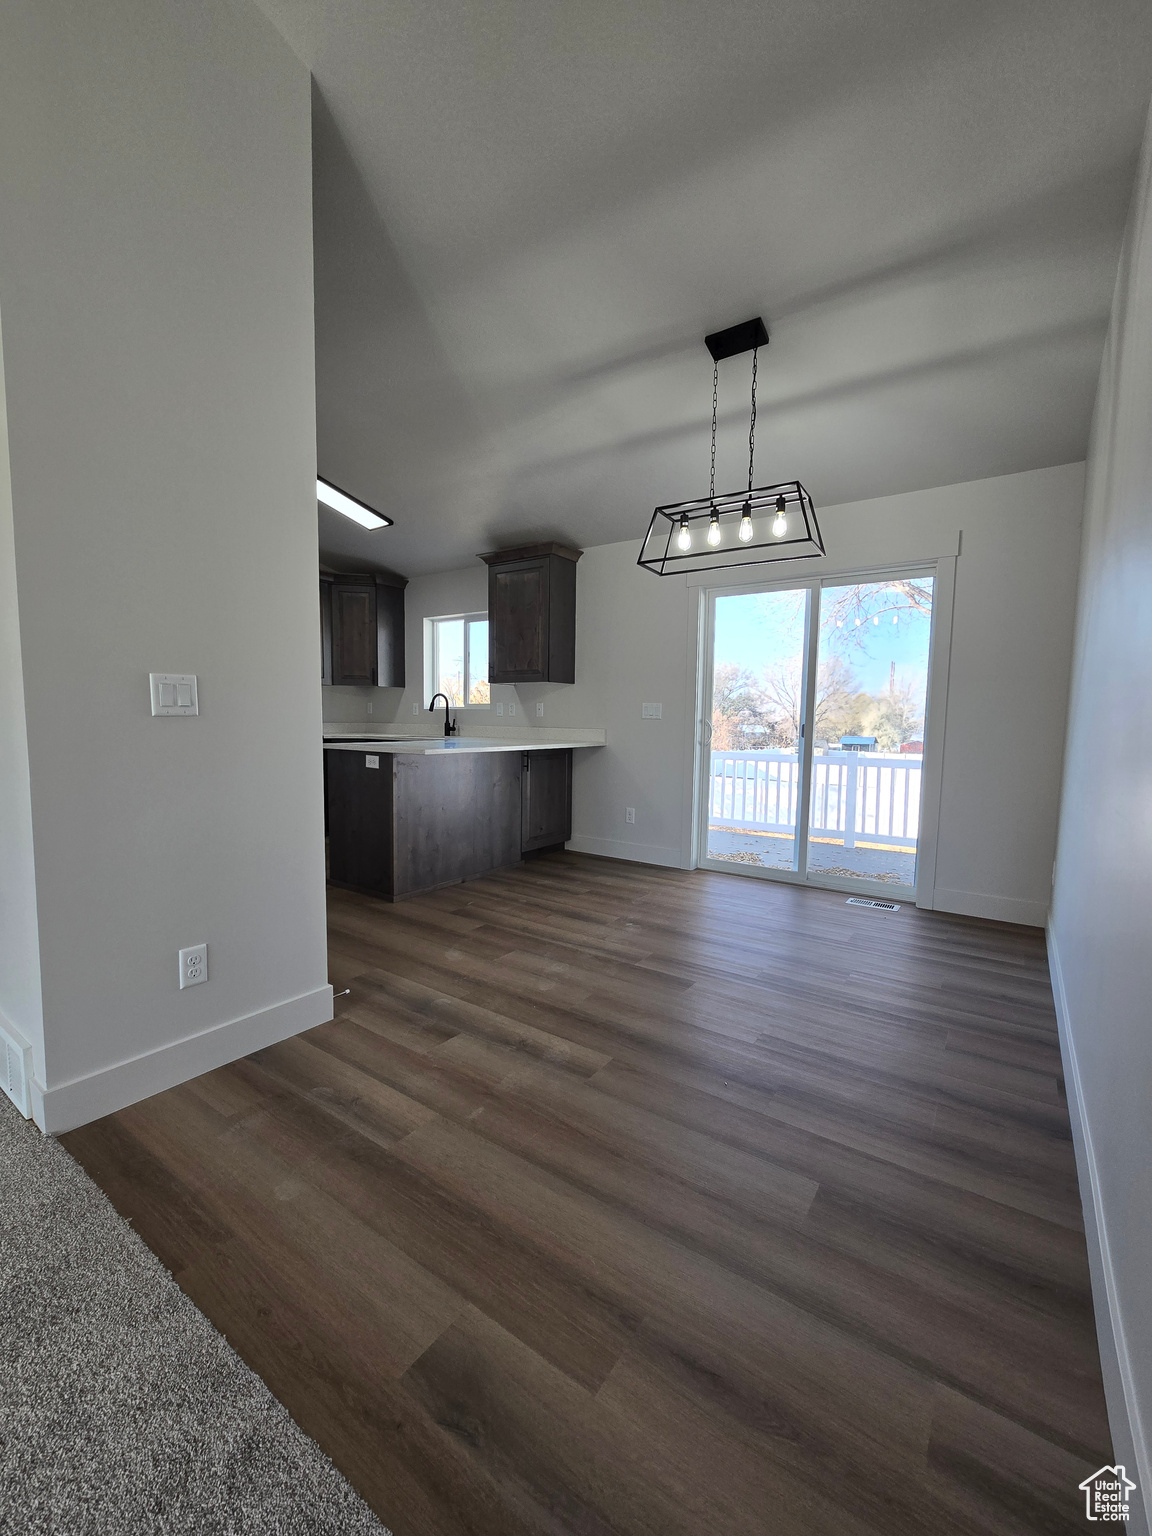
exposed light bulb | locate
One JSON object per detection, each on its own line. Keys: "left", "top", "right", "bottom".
{"left": 772, "top": 510, "right": 788, "bottom": 538}
{"left": 892, "top": 614, "right": 898, "bottom": 624}
{"left": 676, "top": 516, "right": 692, "bottom": 552}
{"left": 873, "top": 616, "right": 880, "bottom": 625}
{"left": 707, "top": 513, "right": 722, "bottom": 547}
{"left": 738, "top": 504, "right": 754, "bottom": 542}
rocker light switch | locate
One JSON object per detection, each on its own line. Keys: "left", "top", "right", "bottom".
{"left": 150, "top": 673, "right": 198, "bottom": 716}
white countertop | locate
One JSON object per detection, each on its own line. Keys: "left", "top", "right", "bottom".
{"left": 324, "top": 735, "right": 603, "bottom": 756}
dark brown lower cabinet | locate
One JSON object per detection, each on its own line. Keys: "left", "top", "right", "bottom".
{"left": 326, "top": 747, "right": 572, "bottom": 900}
{"left": 521, "top": 748, "right": 573, "bottom": 851}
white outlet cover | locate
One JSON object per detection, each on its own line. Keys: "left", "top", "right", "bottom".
{"left": 179, "top": 943, "right": 208, "bottom": 989}
{"left": 151, "top": 673, "right": 198, "bottom": 716}
{"left": 365, "top": 754, "right": 380, "bottom": 769}
{"left": 536, "top": 701, "right": 544, "bottom": 716}
{"left": 508, "top": 702, "right": 516, "bottom": 715}
{"left": 496, "top": 702, "right": 504, "bottom": 716}
{"left": 641, "top": 702, "right": 662, "bottom": 719}
{"left": 625, "top": 807, "right": 636, "bottom": 823}
{"left": 413, "top": 703, "right": 419, "bottom": 714}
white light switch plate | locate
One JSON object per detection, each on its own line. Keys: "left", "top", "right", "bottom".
{"left": 641, "top": 702, "right": 662, "bottom": 719}
{"left": 496, "top": 702, "right": 504, "bottom": 716}
{"left": 535, "top": 701, "right": 544, "bottom": 717}
{"left": 151, "top": 673, "right": 198, "bottom": 716}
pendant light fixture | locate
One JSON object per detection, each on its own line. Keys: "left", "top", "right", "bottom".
{"left": 637, "top": 318, "right": 824, "bottom": 575}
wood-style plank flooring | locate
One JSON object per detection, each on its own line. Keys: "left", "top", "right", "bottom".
{"left": 63, "top": 854, "right": 1109, "bottom": 1535}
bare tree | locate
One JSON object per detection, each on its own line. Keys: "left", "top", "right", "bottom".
{"left": 762, "top": 654, "right": 862, "bottom": 746}
{"left": 822, "top": 580, "right": 932, "bottom": 650}
{"left": 860, "top": 681, "right": 923, "bottom": 750}
{"left": 711, "top": 663, "right": 778, "bottom": 749}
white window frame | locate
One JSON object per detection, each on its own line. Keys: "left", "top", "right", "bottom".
{"left": 424, "top": 612, "right": 490, "bottom": 708}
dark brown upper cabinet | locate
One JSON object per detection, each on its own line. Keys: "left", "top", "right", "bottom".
{"left": 480, "top": 543, "right": 580, "bottom": 684}
{"left": 320, "top": 576, "right": 334, "bottom": 685}
{"left": 320, "top": 569, "right": 406, "bottom": 688}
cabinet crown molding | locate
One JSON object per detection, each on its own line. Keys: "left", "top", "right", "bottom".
{"left": 479, "top": 542, "right": 582, "bottom": 565}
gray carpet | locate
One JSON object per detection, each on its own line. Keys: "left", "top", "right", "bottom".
{"left": 0, "top": 1095, "right": 391, "bottom": 1535}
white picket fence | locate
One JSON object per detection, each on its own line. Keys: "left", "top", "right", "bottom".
{"left": 709, "top": 750, "right": 922, "bottom": 849}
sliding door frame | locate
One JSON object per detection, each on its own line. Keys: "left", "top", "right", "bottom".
{"left": 691, "top": 556, "right": 955, "bottom": 910}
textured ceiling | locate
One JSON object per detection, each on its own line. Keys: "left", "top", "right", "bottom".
{"left": 254, "top": 0, "right": 1152, "bottom": 576}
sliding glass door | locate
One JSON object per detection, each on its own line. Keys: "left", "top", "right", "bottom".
{"left": 699, "top": 571, "right": 935, "bottom": 897}
{"left": 703, "top": 587, "right": 810, "bottom": 872}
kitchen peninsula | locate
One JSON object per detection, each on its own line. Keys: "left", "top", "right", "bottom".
{"left": 323, "top": 733, "right": 604, "bottom": 900}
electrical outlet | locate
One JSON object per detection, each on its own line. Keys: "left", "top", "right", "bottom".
{"left": 508, "top": 702, "right": 516, "bottom": 716}
{"left": 179, "top": 944, "right": 208, "bottom": 989}
{"left": 367, "top": 702, "right": 373, "bottom": 715}
{"left": 496, "top": 702, "right": 504, "bottom": 717}
{"left": 625, "top": 807, "right": 636, "bottom": 824}
{"left": 413, "top": 702, "right": 419, "bottom": 715}
{"left": 536, "top": 701, "right": 544, "bottom": 717}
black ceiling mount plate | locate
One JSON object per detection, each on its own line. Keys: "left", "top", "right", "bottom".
{"left": 704, "top": 316, "right": 769, "bottom": 362}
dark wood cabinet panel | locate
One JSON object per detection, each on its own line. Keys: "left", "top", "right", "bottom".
{"left": 319, "top": 577, "right": 333, "bottom": 685}
{"left": 393, "top": 753, "right": 523, "bottom": 898}
{"left": 481, "top": 543, "right": 580, "bottom": 684}
{"left": 375, "top": 582, "right": 405, "bottom": 689}
{"left": 490, "top": 563, "right": 547, "bottom": 680}
{"left": 326, "top": 749, "right": 524, "bottom": 900}
{"left": 522, "top": 749, "right": 572, "bottom": 852}
{"left": 331, "top": 584, "right": 377, "bottom": 685}
{"left": 322, "top": 570, "right": 406, "bottom": 688}
{"left": 325, "top": 749, "right": 394, "bottom": 894}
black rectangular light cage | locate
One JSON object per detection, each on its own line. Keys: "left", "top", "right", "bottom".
{"left": 637, "top": 481, "right": 825, "bottom": 576}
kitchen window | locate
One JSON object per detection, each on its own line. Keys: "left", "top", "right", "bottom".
{"left": 428, "top": 613, "right": 490, "bottom": 706}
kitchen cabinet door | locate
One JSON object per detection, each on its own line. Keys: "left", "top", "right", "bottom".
{"left": 521, "top": 749, "right": 572, "bottom": 852}
{"left": 320, "top": 577, "right": 334, "bottom": 684}
{"left": 481, "top": 544, "right": 580, "bottom": 684}
{"left": 331, "top": 581, "right": 377, "bottom": 685}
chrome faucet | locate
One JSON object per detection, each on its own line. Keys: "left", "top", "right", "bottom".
{"left": 428, "top": 693, "right": 458, "bottom": 737}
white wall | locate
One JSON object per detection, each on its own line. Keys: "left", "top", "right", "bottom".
{"left": 1050, "top": 102, "right": 1152, "bottom": 1534}
{"left": 0, "top": 0, "right": 331, "bottom": 1132}
{"left": 336, "top": 462, "right": 1084, "bottom": 924}
{"left": 0, "top": 319, "right": 44, "bottom": 1078}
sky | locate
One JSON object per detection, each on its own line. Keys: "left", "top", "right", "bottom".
{"left": 713, "top": 580, "right": 934, "bottom": 697}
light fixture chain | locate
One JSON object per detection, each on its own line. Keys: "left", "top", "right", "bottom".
{"left": 747, "top": 345, "right": 758, "bottom": 493}
{"left": 709, "top": 361, "right": 718, "bottom": 504}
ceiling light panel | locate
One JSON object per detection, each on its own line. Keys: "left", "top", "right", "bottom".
{"left": 316, "top": 477, "right": 391, "bottom": 529}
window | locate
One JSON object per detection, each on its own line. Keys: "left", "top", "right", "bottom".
{"left": 428, "top": 613, "right": 489, "bottom": 706}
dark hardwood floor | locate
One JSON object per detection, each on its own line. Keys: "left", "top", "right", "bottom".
{"left": 63, "top": 853, "right": 1109, "bottom": 1535}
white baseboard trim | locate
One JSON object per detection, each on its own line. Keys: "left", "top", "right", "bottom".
{"left": 565, "top": 834, "right": 684, "bottom": 869}
{"left": 30, "top": 984, "right": 334, "bottom": 1136}
{"left": 930, "top": 886, "right": 1048, "bottom": 927}
{"left": 1048, "top": 926, "right": 1150, "bottom": 1536}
